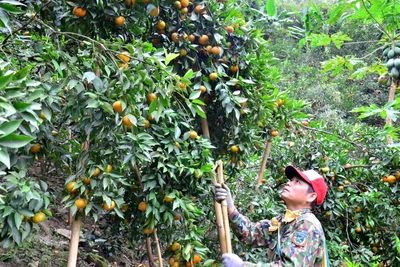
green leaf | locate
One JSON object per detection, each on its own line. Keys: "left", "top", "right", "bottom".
{"left": 0, "top": 147, "right": 10, "bottom": 168}
{"left": 165, "top": 52, "right": 179, "bottom": 65}
{"left": 189, "top": 90, "right": 201, "bottom": 100}
{"left": 14, "top": 212, "right": 22, "bottom": 229}
{"left": 0, "top": 3, "right": 24, "bottom": 14}
{"left": 0, "top": 73, "right": 13, "bottom": 90}
{"left": 149, "top": 98, "right": 158, "bottom": 114}
{"left": 265, "top": 0, "right": 276, "bottom": 17}
{"left": 52, "top": 59, "right": 63, "bottom": 77}
{"left": 0, "top": 134, "right": 35, "bottom": 148}
{"left": 184, "top": 69, "right": 194, "bottom": 79}
{"left": 194, "top": 104, "right": 206, "bottom": 118}
{"left": 0, "top": 119, "right": 22, "bottom": 137}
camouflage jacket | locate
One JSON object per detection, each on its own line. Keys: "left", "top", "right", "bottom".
{"left": 229, "top": 208, "right": 327, "bottom": 267}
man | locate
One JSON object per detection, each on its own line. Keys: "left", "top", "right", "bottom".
{"left": 215, "top": 165, "right": 329, "bottom": 267}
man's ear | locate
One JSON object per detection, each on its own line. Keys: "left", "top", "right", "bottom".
{"left": 306, "top": 192, "right": 317, "bottom": 204}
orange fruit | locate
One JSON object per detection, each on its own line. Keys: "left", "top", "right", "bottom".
{"left": 143, "top": 228, "right": 153, "bottom": 234}
{"left": 175, "top": 142, "right": 181, "bottom": 148}
{"left": 199, "top": 85, "right": 206, "bottom": 94}
{"left": 387, "top": 175, "right": 396, "bottom": 184}
{"left": 193, "top": 255, "right": 202, "bottom": 264}
{"left": 89, "top": 167, "right": 101, "bottom": 177}
{"left": 180, "top": 49, "right": 187, "bottom": 57}
{"left": 188, "top": 34, "right": 195, "bottom": 42}
{"left": 194, "top": 5, "right": 204, "bottom": 13}
{"left": 174, "top": 1, "right": 182, "bottom": 9}
{"left": 338, "top": 185, "right": 344, "bottom": 192}
{"left": 230, "top": 154, "right": 236, "bottom": 163}
{"left": 321, "top": 167, "right": 329, "bottom": 173}
{"left": 174, "top": 214, "right": 181, "bottom": 220}
{"left": 149, "top": 6, "right": 159, "bottom": 16}
{"left": 178, "top": 82, "right": 186, "bottom": 89}
{"left": 198, "top": 35, "right": 209, "bottom": 45}
{"left": 164, "top": 195, "right": 174, "bottom": 202}
{"left": 181, "top": 7, "right": 188, "bottom": 13}
{"left": 138, "top": 201, "right": 147, "bottom": 211}
{"left": 75, "top": 198, "right": 88, "bottom": 209}
{"left": 231, "top": 145, "right": 239, "bottom": 153}
{"left": 144, "top": 119, "right": 151, "bottom": 129}
{"left": 206, "top": 45, "right": 212, "bottom": 53}
{"left": 118, "top": 52, "right": 130, "bottom": 63}
{"left": 302, "top": 121, "right": 309, "bottom": 126}
{"left": 103, "top": 200, "right": 116, "bottom": 211}
{"left": 225, "top": 26, "right": 234, "bottom": 33}
{"left": 142, "top": 0, "right": 150, "bottom": 3}
{"left": 271, "top": 130, "right": 279, "bottom": 137}
{"left": 156, "top": 20, "right": 166, "bottom": 30}
{"left": 113, "top": 100, "right": 123, "bottom": 113}
{"left": 171, "top": 242, "right": 181, "bottom": 252}
{"left": 39, "top": 111, "right": 46, "bottom": 120}
{"left": 354, "top": 206, "right": 361, "bottom": 213}
{"left": 180, "top": 0, "right": 189, "bottom": 7}
{"left": 230, "top": 65, "right": 239, "bottom": 73}
{"left": 32, "top": 212, "right": 46, "bottom": 223}
{"left": 211, "top": 46, "right": 221, "bottom": 55}
{"left": 82, "top": 177, "right": 91, "bottom": 184}
{"left": 125, "top": 0, "right": 135, "bottom": 7}
{"left": 66, "top": 181, "right": 78, "bottom": 193}
{"left": 106, "top": 164, "right": 112, "bottom": 173}
{"left": 209, "top": 72, "right": 218, "bottom": 80}
{"left": 73, "top": 7, "right": 87, "bottom": 18}
{"left": 115, "top": 16, "right": 125, "bottom": 26}
{"left": 121, "top": 204, "right": 129, "bottom": 212}
{"left": 355, "top": 227, "right": 362, "bottom": 233}
{"left": 171, "top": 32, "right": 179, "bottom": 43}
{"left": 189, "top": 130, "right": 198, "bottom": 139}
{"left": 122, "top": 115, "right": 134, "bottom": 126}
{"left": 119, "top": 63, "right": 128, "bottom": 69}
{"left": 169, "top": 258, "right": 175, "bottom": 266}
{"left": 30, "top": 144, "right": 41, "bottom": 153}
{"left": 277, "top": 99, "right": 284, "bottom": 106}
{"left": 147, "top": 93, "right": 157, "bottom": 103}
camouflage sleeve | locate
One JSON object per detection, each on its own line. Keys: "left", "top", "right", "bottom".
{"left": 239, "top": 220, "right": 325, "bottom": 267}
{"left": 229, "top": 209, "right": 273, "bottom": 248}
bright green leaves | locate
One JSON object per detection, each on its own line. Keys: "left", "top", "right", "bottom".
{"left": 265, "top": 0, "right": 277, "bottom": 17}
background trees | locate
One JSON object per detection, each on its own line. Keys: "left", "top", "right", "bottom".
{"left": 0, "top": 0, "right": 399, "bottom": 266}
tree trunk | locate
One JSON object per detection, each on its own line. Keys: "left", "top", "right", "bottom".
{"left": 67, "top": 219, "right": 81, "bottom": 267}
{"left": 257, "top": 140, "right": 272, "bottom": 184}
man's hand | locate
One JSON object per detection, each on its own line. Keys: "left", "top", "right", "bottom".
{"left": 214, "top": 183, "right": 234, "bottom": 208}
{"left": 222, "top": 253, "right": 243, "bottom": 267}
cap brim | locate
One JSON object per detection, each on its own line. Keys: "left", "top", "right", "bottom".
{"left": 285, "top": 165, "right": 312, "bottom": 184}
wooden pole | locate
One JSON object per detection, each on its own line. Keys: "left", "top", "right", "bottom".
{"left": 386, "top": 79, "right": 398, "bottom": 144}
{"left": 216, "top": 160, "right": 232, "bottom": 253}
{"left": 257, "top": 140, "right": 272, "bottom": 184}
{"left": 67, "top": 218, "right": 81, "bottom": 267}
{"left": 214, "top": 201, "right": 227, "bottom": 254}
{"left": 153, "top": 228, "right": 163, "bottom": 267}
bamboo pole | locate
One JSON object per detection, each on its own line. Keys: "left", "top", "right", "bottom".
{"left": 386, "top": 79, "right": 398, "bottom": 144}
{"left": 216, "top": 160, "right": 232, "bottom": 253}
{"left": 67, "top": 218, "right": 81, "bottom": 267}
{"left": 153, "top": 228, "right": 163, "bottom": 267}
{"left": 257, "top": 140, "right": 272, "bottom": 184}
{"left": 214, "top": 201, "right": 227, "bottom": 254}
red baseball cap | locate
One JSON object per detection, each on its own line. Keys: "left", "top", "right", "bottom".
{"left": 285, "top": 165, "right": 328, "bottom": 205}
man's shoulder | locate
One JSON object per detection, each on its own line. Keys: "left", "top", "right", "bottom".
{"left": 297, "top": 212, "right": 323, "bottom": 231}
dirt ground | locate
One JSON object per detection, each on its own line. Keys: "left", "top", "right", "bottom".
{"left": 0, "top": 160, "right": 144, "bottom": 267}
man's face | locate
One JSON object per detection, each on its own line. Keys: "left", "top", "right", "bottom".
{"left": 281, "top": 176, "right": 313, "bottom": 207}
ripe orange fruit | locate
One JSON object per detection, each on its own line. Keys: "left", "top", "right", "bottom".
{"left": 198, "top": 35, "right": 209, "bottom": 45}
{"left": 115, "top": 16, "right": 125, "bottom": 26}
{"left": 354, "top": 206, "right": 361, "bottom": 213}
{"left": 226, "top": 26, "right": 234, "bottom": 33}
{"left": 174, "top": 214, "right": 181, "bottom": 220}
{"left": 113, "top": 101, "right": 123, "bottom": 113}
{"left": 169, "top": 258, "right": 175, "bottom": 266}
{"left": 118, "top": 51, "right": 130, "bottom": 63}
{"left": 338, "top": 185, "right": 344, "bottom": 192}
{"left": 164, "top": 195, "right": 174, "bottom": 202}
{"left": 143, "top": 228, "right": 153, "bottom": 234}
{"left": 90, "top": 167, "right": 101, "bottom": 177}
{"left": 142, "top": 0, "right": 151, "bottom": 3}
{"left": 344, "top": 180, "right": 350, "bottom": 184}
{"left": 73, "top": 7, "right": 87, "bottom": 17}
{"left": 171, "top": 32, "right": 179, "bottom": 43}
{"left": 181, "top": 7, "right": 188, "bottom": 13}
{"left": 82, "top": 177, "right": 91, "bottom": 185}
{"left": 66, "top": 181, "right": 78, "bottom": 193}
{"left": 149, "top": 5, "right": 159, "bottom": 16}
{"left": 178, "top": 82, "right": 186, "bottom": 89}
{"left": 121, "top": 204, "right": 129, "bottom": 212}
{"left": 230, "top": 154, "right": 236, "bottom": 163}
{"left": 277, "top": 99, "right": 284, "bottom": 106}
{"left": 119, "top": 63, "right": 128, "bottom": 69}
{"left": 180, "top": 49, "right": 187, "bottom": 57}
{"left": 206, "top": 45, "right": 212, "bottom": 53}
{"left": 188, "top": 34, "right": 195, "bottom": 42}
{"left": 180, "top": 0, "right": 189, "bottom": 7}
{"left": 106, "top": 164, "right": 112, "bottom": 173}
{"left": 271, "top": 130, "right": 279, "bottom": 137}
{"left": 125, "top": 0, "right": 135, "bottom": 7}
{"left": 193, "top": 255, "right": 202, "bottom": 264}
{"left": 138, "top": 201, "right": 147, "bottom": 211}
{"left": 174, "top": 1, "right": 182, "bottom": 9}
{"left": 321, "top": 167, "right": 329, "bottom": 173}
{"left": 103, "top": 200, "right": 116, "bottom": 211}
{"left": 211, "top": 46, "right": 221, "bottom": 55}
{"left": 171, "top": 242, "right": 181, "bottom": 252}
{"left": 387, "top": 175, "right": 396, "bottom": 184}
{"left": 199, "top": 85, "right": 206, "bottom": 94}
{"left": 355, "top": 227, "right": 362, "bottom": 233}
{"left": 209, "top": 72, "right": 218, "bottom": 80}
{"left": 231, "top": 145, "right": 239, "bottom": 153}
{"left": 261, "top": 179, "right": 267, "bottom": 184}
{"left": 156, "top": 20, "right": 166, "bottom": 30}
{"left": 75, "top": 198, "right": 88, "bottom": 209}
{"left": 147, "top": 93, "right": 157, "bottom": 103}
{"left": 302, "top": 121, "right": 309, "bottom": 126}
{"left": 230, "top": 65, "right": 239, "bottom": 73}
{"left": 189, "top": 130, "right": 198, "bottom": 139}
{"left": 32, "top": 212, "right": 46, "bottom": 223}
{"left": 30, "top": 144, "right": 41, "bottom": 153}
{"left": 144, "top": 119, "right": 151, "bottom": 129}
{"left": 122, "top": 115, "right": 134, "bottom": 126}
{"left": 175, "top": 142, "right": 181, "bottom": 148}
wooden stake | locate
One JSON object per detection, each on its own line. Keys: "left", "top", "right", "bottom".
{"left": 146, "top": 237, "right": 155, "bottom": 267}
{"left": 386, "top": 79, "right": 398, "bottom": 144}
{"left": 67, "top": 218, "right": 81, "bottom": 267}
{"left": 214, "top": 198, "right": 227, "bottom": 254}
{"left": 216, "top": 160, "right": 232, "bottom": 253}
{"left": 154, "top": 228, "right": 163, "bottom": 267}
{"left": 257, "top": 140, "right": 272, "bottom": 184}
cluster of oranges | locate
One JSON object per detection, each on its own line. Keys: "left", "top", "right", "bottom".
{"left": 382, "top": 171, "right": 400, "bottom": 184}
{"left": 167, "top": 242, "right": 202, "bottom": 267}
